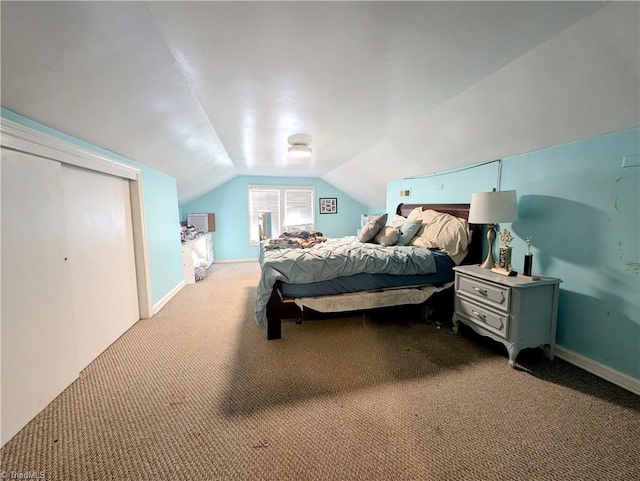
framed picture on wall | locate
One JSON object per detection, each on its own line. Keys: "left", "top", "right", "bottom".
{"left": 319, "top": 197, "right": 338, "bottom": 214}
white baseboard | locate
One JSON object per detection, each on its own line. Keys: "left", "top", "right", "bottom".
{"left": 555, "top": 346, "right": 640, "bottom": 396}
{"left": 213, "top": 258, "right": 258, "bottom": 264}
{"left": 152, "top": 281, "right": 186, "bottom": 314}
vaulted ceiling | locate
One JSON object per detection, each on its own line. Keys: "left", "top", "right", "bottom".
{"left": 2, "top": 2, "right": 638, "bottom": 207}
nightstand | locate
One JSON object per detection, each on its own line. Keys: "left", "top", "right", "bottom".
{"left": 452, "top": 264, "right": 562, "bottom": 368}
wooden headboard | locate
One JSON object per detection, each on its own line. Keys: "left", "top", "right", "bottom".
{"left": 395, "top": 203, "right": 483, "bottom": 266}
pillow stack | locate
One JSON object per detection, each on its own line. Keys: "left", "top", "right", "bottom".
{"left": 389, "top": 215, "right": 422, "bottom": 246}
{"left": 357, "top": 212, "right": 421, "bottom": 247}
{"left": 356, "top": 206, "right": 470, "bottom": 264}
{"left": 358, "top": 213, "right": 389, "bottom": 243}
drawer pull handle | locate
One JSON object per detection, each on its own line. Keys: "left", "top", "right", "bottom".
{"left": 472, "top": 310, "right": 486, "bottom": 321}
{"left": 473, "top": 287, "right": 488, "bottom": 295}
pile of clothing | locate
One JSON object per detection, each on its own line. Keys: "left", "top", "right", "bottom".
{"left": 263, "top": 230, "right": 327, "bottom": 250}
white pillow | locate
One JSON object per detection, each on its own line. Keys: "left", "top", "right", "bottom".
{"left": 418, "top": 209, "right": 441, "bottom": 224}
{"left": 411, "top": 210, "right": 470, "bottom": 264}
{"left": 390, "top": 214, "right": 407, "bottom": 224}
{"left": 389, "top": 215, "right": 423, "bottom": 246}
{"left": 374, "top": 226, "right": 400, "bottom": 246}
{"left": 407, "top": 207, "right": 423, "bottom": 221}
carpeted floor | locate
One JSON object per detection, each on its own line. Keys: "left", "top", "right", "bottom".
{"left": 1, "top": 262, "right": 639, "bottom": 480}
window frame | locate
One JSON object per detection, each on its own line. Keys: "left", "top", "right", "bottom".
{"left": 247, "top": 184, "right": 316, "bottom": 245}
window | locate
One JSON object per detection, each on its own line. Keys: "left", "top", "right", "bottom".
{"left": 248, "top": 185, "right": 315, "bottom": 244}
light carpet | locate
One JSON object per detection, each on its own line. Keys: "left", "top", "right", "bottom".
{"left": 1, "top": 262, "right": 639, "bottom": 480}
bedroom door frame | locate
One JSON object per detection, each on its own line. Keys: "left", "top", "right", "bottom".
{"left": 0, "top": 118, "right": 153, "bottom": 318}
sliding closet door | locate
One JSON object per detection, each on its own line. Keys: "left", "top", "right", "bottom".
{"left": 61, "top": 164, "right": 139, "bottom": 371}
{"left": 1, "top": 148, "right": 78, "bottom": 446}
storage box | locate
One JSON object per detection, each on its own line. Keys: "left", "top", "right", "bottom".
{"left": 187, "top": 213, "right": 215, "bottom": 232}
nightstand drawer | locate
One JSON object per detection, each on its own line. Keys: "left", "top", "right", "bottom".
{"left": 455, "top": 297, "right": 509, "bottom": 338}
{"left": 457, "top": 275, "right": 510, "bottom": 311}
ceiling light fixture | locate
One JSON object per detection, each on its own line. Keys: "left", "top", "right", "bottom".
{"left": 287, "top": 133, "right": 312, "bottom": 158}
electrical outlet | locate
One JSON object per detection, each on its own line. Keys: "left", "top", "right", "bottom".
{"left": 400, "top": 189, "right": 411, "bottom": 197}
{"left": 435, "top": 184, "right": 443, "bottom": 191}
{"left": 622, "top": 154, "right": 639, "bottom": 168}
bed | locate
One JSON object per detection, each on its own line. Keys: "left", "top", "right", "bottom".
{"left": 257, "top": 203, "right": 483, "bottom": 340}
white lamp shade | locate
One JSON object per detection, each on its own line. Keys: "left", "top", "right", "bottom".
{"left": 468, "top": 190, "right": 518, "bottom": 224}
{"left": 287, "top": 144, "right": 312, "bottom": 158}
{"left": 287, "top": 133, "right": 312, "bottom": 158}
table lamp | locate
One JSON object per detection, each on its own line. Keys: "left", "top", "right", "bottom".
{"left": 468, "top": 190, "right": 518, "bottom": 269}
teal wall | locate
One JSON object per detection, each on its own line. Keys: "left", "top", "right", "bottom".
{"left": 180, "top": 175, "right": 368, "bottom": 260}
{"left": 140, "top": 169, "right": 184, "bottom": 304}
{"left": 1, "top": 109, "right": 184, "bottom": 306}
{"left": 386, "top": 128, "right": 640, "bottom": 379}
{"left": 386, "top": 161, "right": 499, "bottom": 213}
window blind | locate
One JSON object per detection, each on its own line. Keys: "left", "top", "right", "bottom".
{"left": 284, "top": 189, "right": 314, "bottom": 231}
{"left": 248, "top": 185, "right": 315, "bottom": 244}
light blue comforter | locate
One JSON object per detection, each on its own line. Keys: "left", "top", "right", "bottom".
{"left": 255, "top": 236, "right": 436, "bottom": 327}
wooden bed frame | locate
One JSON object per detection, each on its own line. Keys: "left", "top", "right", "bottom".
{"left": 265, "top": 203, "right": 483, "bottom": 340}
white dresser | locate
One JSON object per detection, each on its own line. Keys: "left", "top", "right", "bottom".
{"left": 181, "top": 232, "right": 214, "bottom": 284}
{"left": 452, "top": 264, "right": 562, "bottom": 368}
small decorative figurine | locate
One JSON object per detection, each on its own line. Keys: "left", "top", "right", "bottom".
{"left": 499, "top": 229, "right": 514, "bottom": 248}
{"left": 524, "top": 236, "right": 533, "bottom": 276}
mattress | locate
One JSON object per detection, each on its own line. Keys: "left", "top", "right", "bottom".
{"left": 279, "top": 250, "right": 455, "bottom": 298}
{"left": 256, "top": 236, "right": 439, "bottom": 327}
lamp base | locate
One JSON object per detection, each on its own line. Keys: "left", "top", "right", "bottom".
{"left": 480, "top": 255, "right": 496, "bottom": 269}
{"left": 479, "top": 223, "right": 497, "bottom": 269}
{"left": 479, "top": 255, "right": 495, "bottom": 269}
